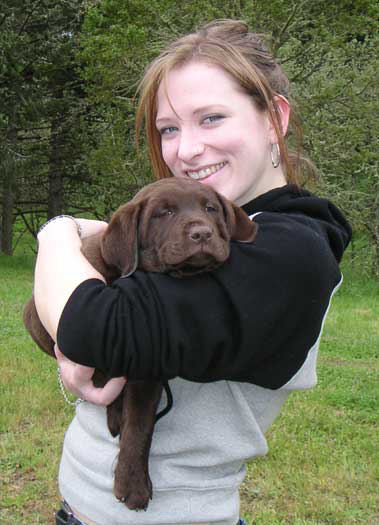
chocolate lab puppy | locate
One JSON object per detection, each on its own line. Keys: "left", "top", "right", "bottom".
{"left": 23, "top": 177, "right": 258, "bottom": 511}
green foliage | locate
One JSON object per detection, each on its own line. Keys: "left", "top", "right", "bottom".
{"left": 1, "top": 1, "right": 378, "bottom": 265}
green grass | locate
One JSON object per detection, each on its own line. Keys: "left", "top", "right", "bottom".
{"left": 0, "top": 252, "right": 72, "bottom": 524}
{"left": 1, "top": 251, "right": 378, "bottom": 524}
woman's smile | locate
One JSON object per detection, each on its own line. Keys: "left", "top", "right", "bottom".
{"left": 185, "top": 161, "right": 228, "bottom": 181}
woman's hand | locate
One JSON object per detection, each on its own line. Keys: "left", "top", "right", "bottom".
{"left": 55, "top": 346, "right": 126, "bottom": 406}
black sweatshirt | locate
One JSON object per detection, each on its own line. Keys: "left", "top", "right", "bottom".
{"left": 57, "top": 185, "right": 352, "bottom": 389}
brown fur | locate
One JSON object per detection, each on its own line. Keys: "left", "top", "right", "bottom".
{"left": 23, "top": 177, "right": 258, "bottom": 510}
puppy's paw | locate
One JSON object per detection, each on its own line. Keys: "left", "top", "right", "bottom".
{"left": 114, "top": 463, "right": 152, "bottom": 511}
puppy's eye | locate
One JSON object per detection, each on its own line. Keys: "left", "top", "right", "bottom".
{"left": 153, "top": 208, "right": 174, "bottom": 218}
{"left": 205, "top": 204, "right": 217, "bottom": 213}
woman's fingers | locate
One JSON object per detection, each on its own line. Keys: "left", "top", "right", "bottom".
{"left": 54, "top": 345, "right": 126, "bottom": 406}
{"left": 82, "top": 377, "right": 127, "bottom": 406}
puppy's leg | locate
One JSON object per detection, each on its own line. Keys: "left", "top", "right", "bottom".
{"left": 106, "top": 391, "right": 124, "bottom": 437}
{"left": 23, "top": 298, "right": 56, "bottom": 357}
{"left": 113, "top": 381, "right": 163, "bottom": 511}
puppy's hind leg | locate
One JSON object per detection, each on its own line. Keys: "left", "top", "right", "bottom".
{"left": 23, "top": 298, "right": 56, "bottom": 357}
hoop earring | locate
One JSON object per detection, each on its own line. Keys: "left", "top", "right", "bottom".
{"left": 270, "top": 143, "right": 280, "bottom": 168}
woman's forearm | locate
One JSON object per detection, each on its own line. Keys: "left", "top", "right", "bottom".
{"left": 34, "top": 218, "right": 106, "bottom": 342}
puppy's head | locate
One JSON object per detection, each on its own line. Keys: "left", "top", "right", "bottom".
{"left": 101, "top": 178, "right": 258, "bottom": 277}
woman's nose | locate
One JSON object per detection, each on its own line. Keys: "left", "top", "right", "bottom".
{"left": 177, "top": 128, "right": 205, "bottom": 162}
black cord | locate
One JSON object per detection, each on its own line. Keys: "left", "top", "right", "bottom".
{"left": 155, "top": 381, "right": 173, "bottom": 422}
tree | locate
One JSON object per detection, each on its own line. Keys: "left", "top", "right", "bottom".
{"left": 0, "top": 0, "right": 88, "bottom": 253}
{"left": 2, "top": 0, "right": 378, "bottom": 268}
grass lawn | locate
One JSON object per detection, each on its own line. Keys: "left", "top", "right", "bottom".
{"left": 0, "top": 249, "right": 378, "bottom": 524}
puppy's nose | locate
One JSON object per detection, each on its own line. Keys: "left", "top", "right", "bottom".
{"left": 188, "top": 225, "right": 213, "bottom": 243}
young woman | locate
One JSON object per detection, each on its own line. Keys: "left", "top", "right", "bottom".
{"left": 34, "top": 20, "right": 352, "bottom": 525}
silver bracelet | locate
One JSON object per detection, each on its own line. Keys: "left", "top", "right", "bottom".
{"left": 57, "top": 366, "right": 84, "bottom": 407}
{"left": 38, "top": 214, "right": 82, "bottom": 238}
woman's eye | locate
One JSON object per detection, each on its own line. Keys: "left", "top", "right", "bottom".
{"left": 205, "top": 204, "right": 217, "bottom": 213}
{"left": 159, "top": 126, "right": 178, "bottom": 136}
{"left": 203, "top": 114, "right": 224, "bottom": 125}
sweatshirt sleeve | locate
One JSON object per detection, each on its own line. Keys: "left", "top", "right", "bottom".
{"left": 57, "top": 212, "right": 342, "bottom": 389}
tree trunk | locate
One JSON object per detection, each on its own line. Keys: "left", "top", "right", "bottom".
{"left": 0, "top": 126, "right": 17, "bottom": 256}
{"left": 372, "top": 230, "right": 379, "bottom": 277}
{"left": 1, "top": 170, "right": 15, "bottom": 255}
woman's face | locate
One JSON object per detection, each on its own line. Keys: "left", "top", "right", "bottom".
{"left": 156, "top": 61, "right": 288, "bottom": 205}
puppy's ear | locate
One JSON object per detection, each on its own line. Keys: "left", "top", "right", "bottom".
{"left": 231, "top": 204, "right": 258, "bottom": 242}
{"left": 217, "top": 193, "right": 258, "bottom": 243}
{"left": 101, "top": 202, "right": 141, "bottom": 277}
